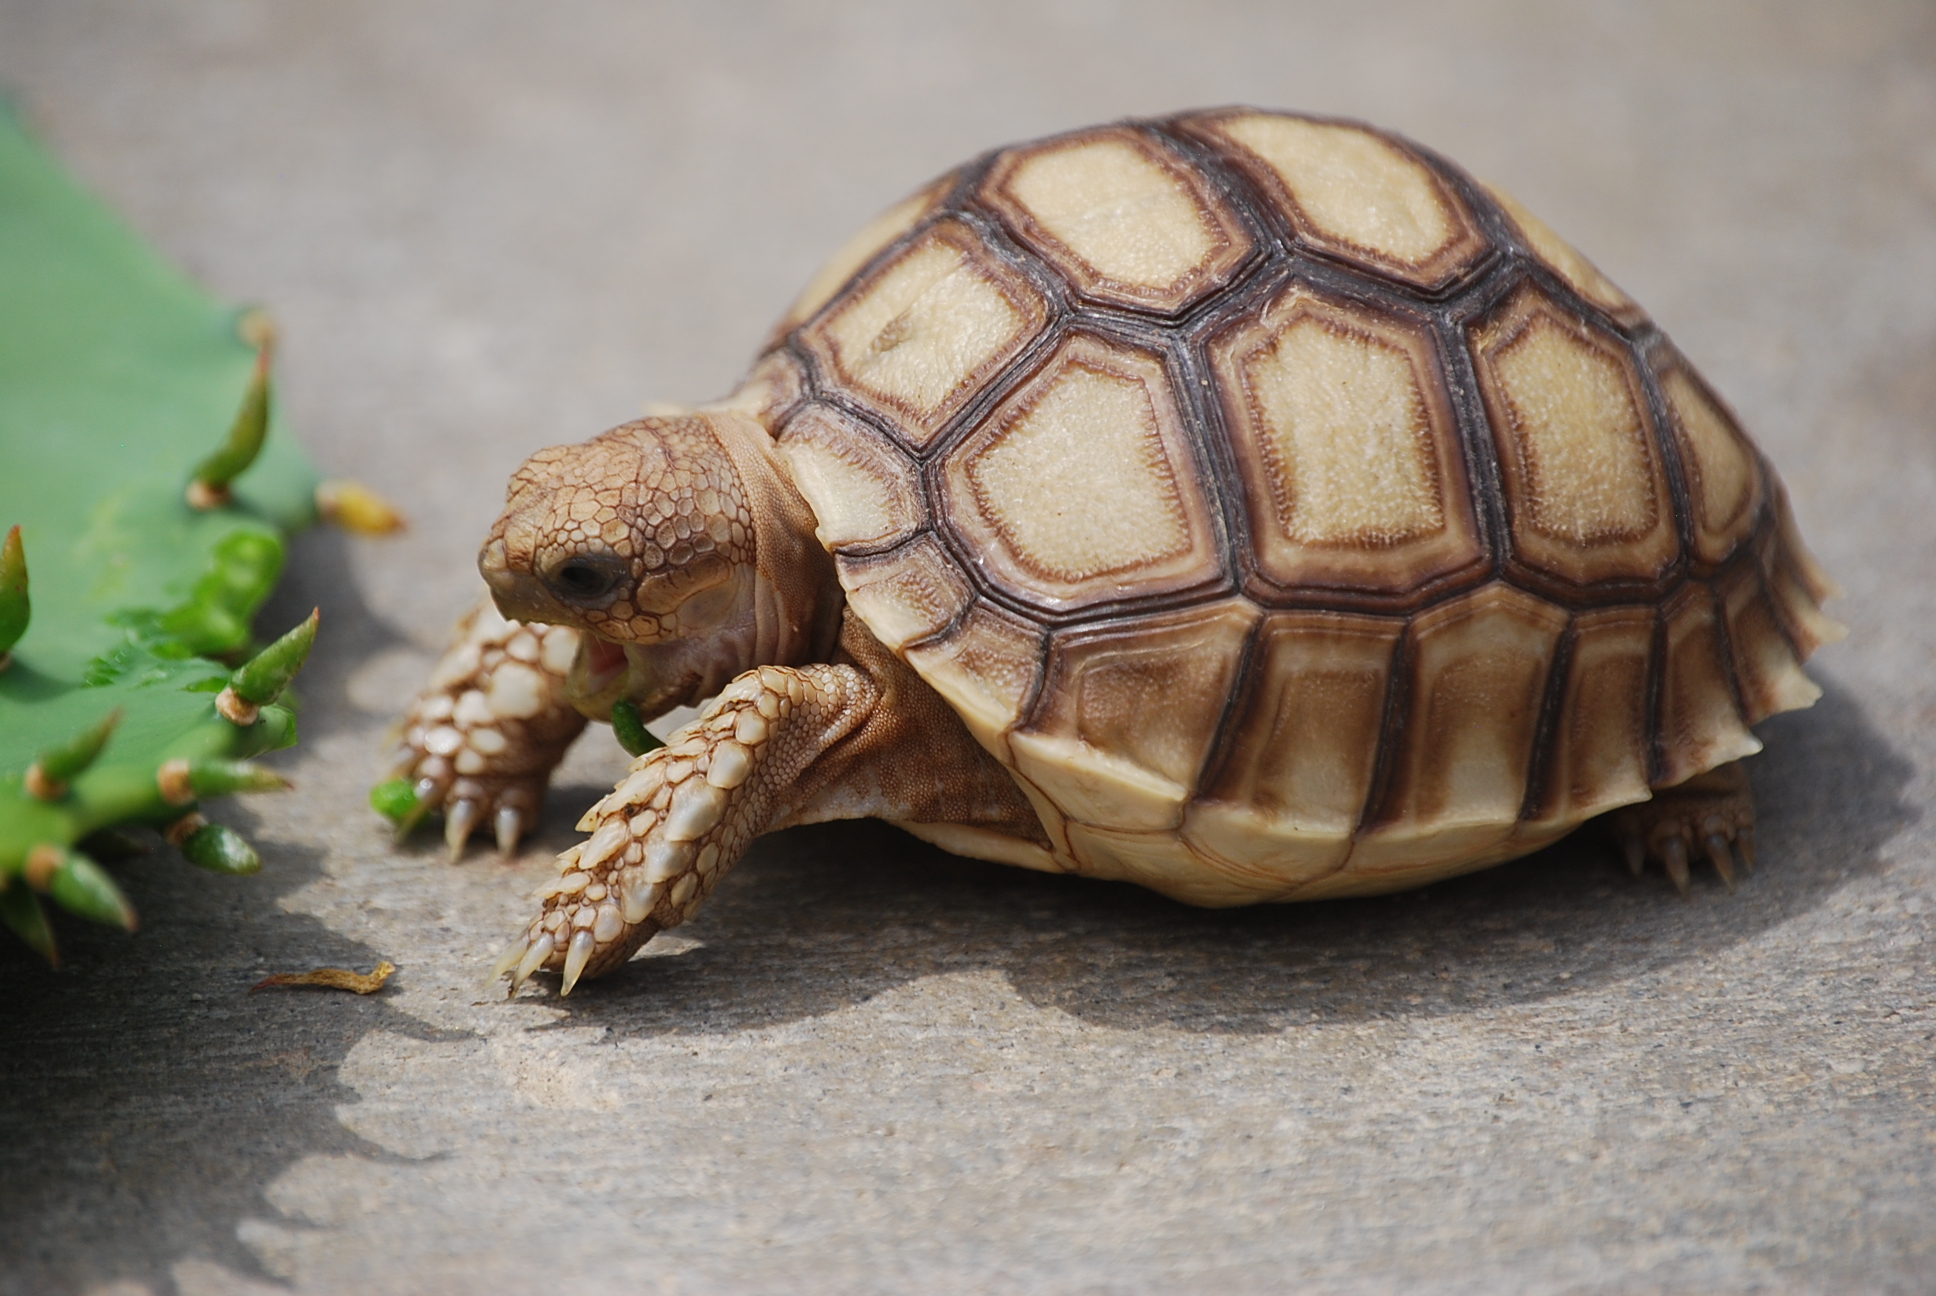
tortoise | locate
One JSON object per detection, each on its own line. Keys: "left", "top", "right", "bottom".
{"left": 386, "top": 108, "right": 1842, "bottom": 996}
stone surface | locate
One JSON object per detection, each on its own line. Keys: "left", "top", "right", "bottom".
{"left": 2, "top": 2, "right": 1933, "bottom": 1292}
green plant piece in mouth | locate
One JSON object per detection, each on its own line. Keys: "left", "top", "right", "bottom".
{"left": 611, "top": 698, "right": 665, "bottom": 758}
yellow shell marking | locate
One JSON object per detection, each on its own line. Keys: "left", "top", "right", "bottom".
{"left": 1244, "top": 314, "right": 1445, "bottom": 547}
{"left": 1489, "top": 315, "right": 1656, "bottom": 544}
{"left": 964, "top": 361, "right": 1190, "bottom": 583}
{"left": 1220, "top": 114, "right": 1454, "bottom": 266}
{"left": 1661, "top": 367, "right": 1756, "bottom": 540}
{"left": 1004, "top": 137, "right": 1217, "bottom": 292}
{"left": 823, "top": 229, "right": 1032, "bottom": 435}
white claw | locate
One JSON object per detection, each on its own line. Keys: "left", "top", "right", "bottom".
{"left": 495, "top": 805, "right": 524, "bottom": 856}
{"left": 490, "top": 935, "right": 530, "bottom": 985}
{"left": 446, "top": 798, "right": 481, "bottom": 860}
{"left": 561, "top": 929, "right": 595, "bottom": 996}
{"left": 512, "top": 932, "right": 555, "bottom": 993}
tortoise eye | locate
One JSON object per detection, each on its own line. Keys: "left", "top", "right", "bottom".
{"left": 542, "top": 553, "right": 627, "bottom": 603}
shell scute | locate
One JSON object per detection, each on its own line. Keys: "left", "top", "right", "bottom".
{"left": 1010, "top": 600, "right": 1257, "bottom": 834}
{"left": 1188, "top": 110, "right": 1490, "bottom": 290}
{"left": 1471, "top": 284, "right": 1680, "bottom": 591}
{"left": 1482, "top": 181, "right": 1642, "bottom": 325}
{"left": 1185, "top": 609, "right": 1403, "bottom": 884}
{"left": 980, "top": 126, "right": 1254, "bottom": 314}
{"left": 939, "top": 332, "right": 1227, "bottom": 614}
{"left": 1717, "top": 561, "right": 1821, "bottom": 724}
{"left": 1655, "top": 582, "right": 1762, "bottom": 788}
{"left": 836, "top": 536, "right": 971, "bottom": 653}
{"left": 1655, "top": 356, "right": 1765, "bottom": 569}
{"left": 777, "top": 403, "right": 924, "bottom": 551}
{"left": 1210, "top": 283, "right": 1487, "bottom": 601}
{"left": 1356, "top": 584, "right": 1570, "bottom": 874}
{"left": 902, "top": 599, "right": 1046, "bottom": 759}
{"left": 801, "top": 219, "right": 1050, "bottom": 447}
{"left": 1527, "top": 605, "right": 1657, "bottom": 827}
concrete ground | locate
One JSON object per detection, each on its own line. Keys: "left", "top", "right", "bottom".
{"left": 2, "top": 3, "right": 1933, "bottom": 1292}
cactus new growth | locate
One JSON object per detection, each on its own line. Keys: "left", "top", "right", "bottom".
{"left": 186, "top": 342, "right": 273, "bottom": 510}
{"left": 0, "top": 104, "right": 391, "bottom": 963}
{"left": 0, "top": 525, "right": 26, "bottom": 669}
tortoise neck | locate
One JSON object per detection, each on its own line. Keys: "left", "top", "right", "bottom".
{"left": 700, "top": 412, "right": 844, "bottom": 670}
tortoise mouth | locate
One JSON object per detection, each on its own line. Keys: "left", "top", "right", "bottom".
{"left": 565, "top": 633, "right": 633, "bottom": 718}
{"left": 586, "top": 636, "right": 627, "bottom": 679}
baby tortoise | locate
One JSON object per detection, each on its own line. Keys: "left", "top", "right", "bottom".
{"left": 386, "top": 109, "right": 1842, "bottom": 995}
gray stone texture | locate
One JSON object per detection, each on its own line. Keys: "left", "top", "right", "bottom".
{"left": 1, "top": 3, "right": 1932, "bottom": 1292}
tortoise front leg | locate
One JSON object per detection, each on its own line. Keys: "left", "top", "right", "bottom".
{"left": 494, "top": 660, "right": 878, "bottom": 995}
{"left": 390, "top": 593, "right": 588, "bottom": 858}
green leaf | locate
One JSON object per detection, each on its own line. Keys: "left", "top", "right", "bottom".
{"left": 0, "top": 104, "right": 325, "bottom": 958}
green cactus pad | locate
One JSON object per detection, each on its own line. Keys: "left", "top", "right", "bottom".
{"left": 0, "top": 103, "right": 323, "bottom": 960}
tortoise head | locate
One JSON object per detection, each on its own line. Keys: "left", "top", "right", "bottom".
{"left": 479, "top": 412, "right": 838, "bottom": 723}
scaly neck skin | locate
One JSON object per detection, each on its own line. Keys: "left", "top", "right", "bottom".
{"left": 557, "top": 411, "right": 844, "bottom": 724}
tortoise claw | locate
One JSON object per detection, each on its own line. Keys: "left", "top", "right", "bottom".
{"left": 495, "top": 805, "right": 525, "bottom": 857}
{"left": 1621, "top": 834, "right": 1646, "bottom": 878}
{"left": 511, "top": 932, "right": 554, "bottom": 995}
{"left": 445, "top": 798, "right": 481, "bottom": 860}
{"left": 1660, "top": 835, "right": 1692, "bottom": 898}
{"left": 1705, "top": 832, "right": 1737, "bottom": 891}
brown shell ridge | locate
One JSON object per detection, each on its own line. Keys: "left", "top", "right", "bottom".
{"left": 1642, "top": 594, "right": 1672, "bottom": 787}
{"left": 1515, "top": 607, "right": 1582, "bottom": 823}
{"left": 1630, "top": 333, "right": 1706, "bottom": 577}
{"left": 1426, "top": 307, "right": 1513, "bottom": 587}
{"left": 1353, "top": 612, "right": 1415, "bottom": 835}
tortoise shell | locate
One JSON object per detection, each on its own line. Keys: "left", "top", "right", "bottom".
{"left": 730, "top": 108, "right": 1840, "bottom": 905}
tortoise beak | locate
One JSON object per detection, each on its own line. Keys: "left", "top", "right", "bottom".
{"left": 478, "top": 536, "right": 555, "bottom": 625}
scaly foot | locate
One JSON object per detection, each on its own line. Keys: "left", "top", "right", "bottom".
{"left": 390, "top": 595, "right": 588, "bottom": 858}
{"left": 1607, "top": 761, "right": 1755, "bottom": 896}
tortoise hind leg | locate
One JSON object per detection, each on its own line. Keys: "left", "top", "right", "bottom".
{"left": 1606, "top": 761, "right": 1755, "bottom": 897}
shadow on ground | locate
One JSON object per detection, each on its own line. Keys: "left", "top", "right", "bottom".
{"left": 540, "top": 676, "right": 1913, "bottom": 1038}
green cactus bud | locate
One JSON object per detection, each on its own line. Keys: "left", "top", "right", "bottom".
{"left": 179, "top": 821, "right": 261, "bottom": 875}
{"left": 226, "top": 609, "right": 318, "bottom": 708}
{"left": 611, "top": 699, "right": 664, "bottom": 758}
{"left": 25, "top": 709, "right": 122, "bottom": 799}
{"left": 0, "top": 523, "right": 27, "bottom": 662}
{"left": 369, "top": 777, "right": 421, "bottom": 824}
{"left": 157, "top": 757, "right": 290, "bottom": 804}
{"left": 47, "top": 850, "right": 137, "bottom": 930}
{"left": 187, "top": 345, "right": 272, "bottom": 506}
{"left": 231, "top": 703, "right": 298, "bottom": 756}
{"left": 0, "top": 882, "right": 57, "bottom": 965}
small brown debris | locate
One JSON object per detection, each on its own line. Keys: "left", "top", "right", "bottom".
{"left": 252, "top": 960, "right": 397, "bottom": 995}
